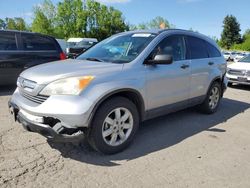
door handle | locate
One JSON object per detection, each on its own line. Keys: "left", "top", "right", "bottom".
{"left": 180, "top": 64, "right": 189, "bottom": 69}
{"left": 208, "top": 62, "right": 214, "bottom": 65}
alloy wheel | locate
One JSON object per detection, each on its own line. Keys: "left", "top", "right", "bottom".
{"left": 102, "top": 107, "right": 133, "bottom": 146}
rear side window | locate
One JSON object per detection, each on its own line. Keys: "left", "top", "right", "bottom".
{"left": 186, "top": 36, "right": 208, "bottom": 59}
{"left": 205, "top": 42, "right": 221, "bottom": 57}
{"left": 21, "top": 34, "right": 57, "bottom": 51}
{"left": 0, "top": 32, "right": 17, "bottom": 51}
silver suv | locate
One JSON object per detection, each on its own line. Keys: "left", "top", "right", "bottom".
{"left": 9, "top": 29, "right": 228, "bottom": 154}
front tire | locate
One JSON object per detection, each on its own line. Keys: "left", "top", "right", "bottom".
{"left": 87, "top": 97, "right": 139, "bottom": 154}
{"left": 199, "top": 82, "right": 222, "bottom": 114}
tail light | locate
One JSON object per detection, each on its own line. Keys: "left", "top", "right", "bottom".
{"left": 60, "top": 52, "right": 66, "bottom": 60}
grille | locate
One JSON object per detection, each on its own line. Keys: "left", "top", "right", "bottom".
{"left": 247, "top": 71, "right": 250, "bottom": 76}
{"left": 228, "top": 78, "right": 250, "bottom": 83}
{"left": 228, "top": 69, "right": 245, "bottom": 76}
{"left": 19, "top": 90, "right": 49, "bottom": 104}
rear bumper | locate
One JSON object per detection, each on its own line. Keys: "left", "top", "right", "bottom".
{"left": 9, "top": 101, "right": 85, "bottom": 142}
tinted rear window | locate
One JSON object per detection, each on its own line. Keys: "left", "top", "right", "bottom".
{"left": 205, "top": 41, "right": 221, "bottom": 57}
{"left": 187, "top": 36, "right": 208, "bottom": 59}
{"left": 21, "top": 34, "right": 57, "bottom": 51}
{"left": 0, "top": 32, "right": 17, "bottom": 51}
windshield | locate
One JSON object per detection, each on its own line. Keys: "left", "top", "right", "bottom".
{"left": 239, "top": 54, "right": 250, "bottom": 63}
{"left": 77, "top": 33, "right": 157, "bottom": 63}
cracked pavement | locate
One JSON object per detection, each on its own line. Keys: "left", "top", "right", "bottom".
{"left": 0, "top": 85, "right": 250, "bottom": 188}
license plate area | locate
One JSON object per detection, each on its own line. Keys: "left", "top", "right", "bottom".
{"left": 237, "top": 77, "right": 247, "bottom": 82}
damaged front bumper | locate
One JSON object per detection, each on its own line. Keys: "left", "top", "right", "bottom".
{"left": 8, "top": 101, "right": 85, "bottom": 142}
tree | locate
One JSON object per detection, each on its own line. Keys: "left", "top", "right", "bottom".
{"left": 0, "top": 19, "right": 6, "bottom": 29}
{"left": 243, "top": 29, "right": 250, "bottom": 41}
{"left": 129, "top": 16, "right": 172, "bottom": 30}
{"left": 5, "top": 18, "right": 17, "bottom": 30}
{"left": 148, "top": 16, "right": 170, "bottom": 29}
{"left": 232, "top": 29, "right": 250, "bottom": 51}
{"left": 232, "top": 35, "right": 250, "bottom": 51}
{"left": 57, "top": 0, "right": 86, "bottom": 38}
{"left": 4, "top": 17, "right": 27, "bottom": 31}
{"left": 32, "top": 0, "right": 57, "bottom": 36}
{"left": 136, "top": 23, "right": 147, "bottom": 30}
{"left": 14, "top": 18, "right": 26, "bottom": 31}
{"left": 220, "top": 15, "right": 241, "bottom": 49}
{"left": 85, "top": 0, "right": 128, "bottom": 40}
{"left": 32, "top": 9, "right": 54, "bottom": 35}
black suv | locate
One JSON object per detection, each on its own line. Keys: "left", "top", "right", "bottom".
{"left": 0, "top": 30, "right": 66, "bottom": 85}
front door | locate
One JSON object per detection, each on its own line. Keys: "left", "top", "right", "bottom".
{"left": 145, "top": 35, "right": 191, "bottom": 112}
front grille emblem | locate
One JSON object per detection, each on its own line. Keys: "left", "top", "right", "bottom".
{"left": 17, "top": 77, "right": 36, "bottom": 90}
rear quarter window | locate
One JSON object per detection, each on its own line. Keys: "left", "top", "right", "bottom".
{"left": 0, "top": 32, "right": 17, "bottom": 51}
{"left": 205, "top": 41, "right": 221, "bottom": 57}
{"left": 21, "top": 34, "right": 57, "bottom": 51}
{"left": 186, "top": 36, "right": 208, "bottom": 59}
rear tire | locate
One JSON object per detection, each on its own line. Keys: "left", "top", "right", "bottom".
{"left": 87, "top": 97, "right": 139, "bottom": 154}
{"left": 199, "top": 82, "right": 222, "bottom": 114}
{"left": 228, "top": 82, "right": 233, "bottom": 87}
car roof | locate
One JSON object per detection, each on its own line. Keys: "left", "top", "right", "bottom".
{"left": 119, "top": 29, "right": 218, "bottom": 47}
{"left": 121, "top": 28, "right": 203, "bottom": 35}
{"left": 0, "top": 29, "right": 55, "bottom": 38}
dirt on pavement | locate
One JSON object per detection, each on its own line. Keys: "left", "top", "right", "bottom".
{"left": 0, "top": 85, "right": 250, "bottom": 188}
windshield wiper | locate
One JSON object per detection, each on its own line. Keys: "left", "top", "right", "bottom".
{"left": 85, "top": 57, "right": 104, "bottom": 62}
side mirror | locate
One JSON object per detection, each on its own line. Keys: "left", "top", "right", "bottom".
{"left": 144, "top": 54, "right": 173, "bottom": 65}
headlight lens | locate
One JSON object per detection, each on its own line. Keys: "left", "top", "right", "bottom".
{"left": 40, "top": 76, "right": 94, "bottom": 96}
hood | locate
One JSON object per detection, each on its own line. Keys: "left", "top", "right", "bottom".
{"left": 228, "top": 62, "right": 250, "bottom": 70}
{"left": 20, "top": 59, "right": 123, "bottom": 84}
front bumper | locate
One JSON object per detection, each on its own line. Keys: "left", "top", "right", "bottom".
{"left": 10, "top": 88, "right": 94, "bottom": 129}
{"left": 226, "top": 73, "right": 250, "bottom": 85}
{"left": 9, "top": 101, "right": 85, "bottom": 142}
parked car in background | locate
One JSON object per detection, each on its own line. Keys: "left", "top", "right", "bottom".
{"left": 66, "top": 38, "right": 98, "bottom": 58}
{"left": 0, "top": 30, "right": 66, "bottom": 85}
{"left": 227, "top": 54, "right": 250, "bottom": 86}
{"left": 56, "top": 39, "right": 67, "bottom": 54}
{"left": 234, "top": 52, "right": 246, "bottom": 62}
{"left": 229, "top": 51, "right": 237, "bottom": 61}
{"left": 223, "top": 51, "right": 231, "bottom": 61}
{"left": 9, "top": 29, "right": 227, "bottom": 154}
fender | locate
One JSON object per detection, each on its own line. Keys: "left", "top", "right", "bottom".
{"left": 87, "top": 88, "right": 146, "bottom": 127}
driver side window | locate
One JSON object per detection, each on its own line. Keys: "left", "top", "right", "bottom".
{"left": 150, "top": 35, "right": 186, "bottom": 62}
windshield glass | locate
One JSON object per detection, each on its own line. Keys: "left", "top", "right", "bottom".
{"left": 77, "top": 33, "right": 157, "bottom": 63}
{"left": 239, "top": 55, "right": 250, "bottom": 63}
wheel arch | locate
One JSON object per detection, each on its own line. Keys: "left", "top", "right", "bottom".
{"left": 89, "top": 88, "right": 146, "bottom": 126}
{"left": 207, "top": 76, "right": 223, "bottom": 97}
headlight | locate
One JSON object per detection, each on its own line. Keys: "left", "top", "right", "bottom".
{"left": 40, "top": 76, "right": 94, "bottom": 96}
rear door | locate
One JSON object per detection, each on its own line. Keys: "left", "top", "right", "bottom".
{"left": 185, "top": 35, "right": 211, "bottom": 98}
{"left": 0, "top": 31, "right": 21, "bottom": 85}
{"left": 20, "top": 34, "right": 61, "bottom": 69}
